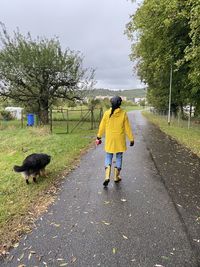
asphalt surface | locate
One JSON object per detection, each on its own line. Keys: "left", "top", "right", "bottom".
{"left": 1, "top": 110, "right": 199, "bottom": 267}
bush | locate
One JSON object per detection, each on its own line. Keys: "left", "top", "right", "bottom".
{"left": 0, "top": 110, "right": 13, "bottom": 120}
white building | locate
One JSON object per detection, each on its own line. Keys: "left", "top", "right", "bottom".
{"left": 5, "top": 107, "right": 23, "bottom": 120}
{"left": 134, "top": 97, "right": 146, "bottom": 104}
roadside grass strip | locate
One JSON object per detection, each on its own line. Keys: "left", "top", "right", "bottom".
{"left": 142, "top": 111, "right": 200, "bottom": 157}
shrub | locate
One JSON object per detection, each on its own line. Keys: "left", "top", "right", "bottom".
{"left": 0, "top": 110, "right": 13, "bottom": 120}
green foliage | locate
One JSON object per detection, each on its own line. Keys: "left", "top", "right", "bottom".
{"left": 139, "top": 99, "right": 146, "bottom": 107}
{"left": 0, "top": 23, "right": 95, "bottom": 124}
{"left": 87, "top": 98, "right": 101, "bottom": 109}
{"left": 101, "top": 98, "right": 111, "bottom": 109}
{"left": 184, "top": 0, "right": 200, "bottom": 110}
{"left": 121, "top": 100, "right": 138, "bottom": 107}
{"left": 88, "top": 88, "right": 146, "bottom": 99}
{"left": 67, "top": 100, "right": 77, "bottom": 108}
{"left": 0, "top": 110, "right": 13, "bottom": 120}
{"left": 126, "top": 0, "right": 200, "bottom": 115}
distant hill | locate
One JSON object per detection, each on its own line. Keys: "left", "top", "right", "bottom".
{"left": 88, "top": 88, "right": 146, "bottom": 99}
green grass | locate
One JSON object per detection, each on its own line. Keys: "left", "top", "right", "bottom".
{"left": 123, "top": 105, "right": 143, "bottom": 112}
{"left": 0, "top": 126, "right": 96, "bottom": 246}
{"left": 142, "top": 111, "right": 200, "bottom": 157}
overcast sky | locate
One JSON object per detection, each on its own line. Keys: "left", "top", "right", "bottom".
{"left": 1, "top": 0, "right": 144, "bottom": 90}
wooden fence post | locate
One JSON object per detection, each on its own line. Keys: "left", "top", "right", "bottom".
{"left": 21, "top": 109, "right": 24, "bottom": 128}
{"left": 91, "top": 107, "right": 94, "bottom": 130}
{"left": 67, "top": 109, "right": 69, "bottom": 134}
{"left": 50, "top": 109, "right": 52, "bottom": 134}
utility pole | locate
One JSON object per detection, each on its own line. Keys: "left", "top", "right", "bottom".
{"left": 168, "top": 65, "right": 173, "bottom": 125}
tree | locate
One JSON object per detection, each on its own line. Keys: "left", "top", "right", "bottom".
{"left": 0, "top": 24, "right": 95, "bottom": 124}
{"left": 184, "top": 0, "right": 200, "bottom": 116}
{"left": 126, "top": 0, "right": 191, "bottom": 115}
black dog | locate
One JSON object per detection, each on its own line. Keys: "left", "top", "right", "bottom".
{"left": 14, "top": 153, "right": 51, "bottom": 184}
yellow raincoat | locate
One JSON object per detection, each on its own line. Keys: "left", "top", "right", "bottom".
{"left": 97, "top": 108, "right": 134, "bottom": 153}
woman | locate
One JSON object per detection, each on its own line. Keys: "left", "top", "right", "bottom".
{"left": 96, "top": 96, "right": 134, "bottom": 187}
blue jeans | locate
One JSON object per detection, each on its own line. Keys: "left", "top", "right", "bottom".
{"left": 105, "top": 152, "right": 123, "bottom": 169}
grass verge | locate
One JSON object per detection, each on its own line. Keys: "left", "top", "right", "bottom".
{"left": 142, "top": 111, "right": 200, "bottom": 157}
{"left": 123, "top": 105, "right": 142, "bottom": 112}
{"left": 0, "top": 126, "right": 95, "bottom": 253}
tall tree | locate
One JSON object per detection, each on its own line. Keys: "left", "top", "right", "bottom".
{"left": 184, "top": 0, "right": 200, "bottom": 115}
{"left": 0, "top": 24, "right": 95, "bottom": 124}
{"left": 126, "top": 0, "right": 191, "bottom": 114}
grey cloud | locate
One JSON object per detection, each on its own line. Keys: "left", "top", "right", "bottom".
{"left": 0, "top": 0, "right": 143, "bottom": 89}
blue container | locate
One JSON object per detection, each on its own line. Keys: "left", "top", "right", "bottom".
{"left": 27, "top": 113, "right": 34, "bottom": 126}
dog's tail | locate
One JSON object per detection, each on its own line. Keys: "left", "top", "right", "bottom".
{"left": 13, "top": 165, "right": 26, "bottom": 172}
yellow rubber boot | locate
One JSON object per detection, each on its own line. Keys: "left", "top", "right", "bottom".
{"left": 103, "top": 165, "right": 111, "bottom": 187}
{"left": 114, "top": 167, "right": 121, "bottom": 182}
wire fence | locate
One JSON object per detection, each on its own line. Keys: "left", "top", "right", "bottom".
{"left": 50, "top": 107, "right": 103, "bottom": 134}
{"left": 0, "top": 107, "right": 103, "bottom": 134}
{"left": 147, "top": 107, "right": 200, "bottom": 130}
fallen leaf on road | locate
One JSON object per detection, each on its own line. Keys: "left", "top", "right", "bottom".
{"left": 17, "top": 253, "right": 24, "bottom": 261}
{"left": 8, "top": 255, "right": 14, "bottom": 262}
{"left": 13, "top": 243, "right": 19, "bottom": 248}
{"left": 112, "top": 248, "right": 116, "bottom": 254}
{"left": 161, "top": 256, "right": 169, "bottom": 260}
{"left": 71, "top": 256, "right": 77, "bottom": 263}
{"left": 102, "top": 221, "right": 111, "bottom": 225}
{"left": 38, "top": 255, "right": 43, "bottom": 261}
{"left": 50, "top": 223, "right": 60, "bottom": 227}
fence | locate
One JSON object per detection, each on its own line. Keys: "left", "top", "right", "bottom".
{"left": 148, "top": 107, "right": 200, "bottom": 130}
{"left": 50, "top": 107, "right": 103, "bottom": 134}
{"left": 0, "top": 107, "right": 103, "bottom": 134}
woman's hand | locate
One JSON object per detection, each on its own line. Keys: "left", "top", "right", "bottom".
{"left": 95, "top": 137, "right": 102, "bottom": 146}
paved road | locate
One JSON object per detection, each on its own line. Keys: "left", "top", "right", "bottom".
{"left": 1, "top": 111, "right": 199, "bottom": 267}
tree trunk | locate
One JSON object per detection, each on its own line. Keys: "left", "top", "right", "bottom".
{"left": 39, "top": 99, "right": 49, "bottom": 125}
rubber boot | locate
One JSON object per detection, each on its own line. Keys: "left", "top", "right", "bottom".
{"left": 103, "top": 165, "right": 111, "bottom": 187}
{"left": 114, "top": 167, "right": 121, "bottom": 182}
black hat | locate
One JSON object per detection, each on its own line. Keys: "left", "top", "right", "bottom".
{"left": 110, "top": 96, "right": 122, "bottom": 108}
